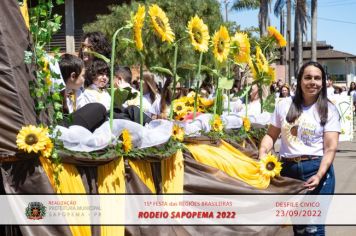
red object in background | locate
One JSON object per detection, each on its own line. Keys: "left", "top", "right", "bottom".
{"left": 184, "top": 112, "right": 202, "bottom": 121}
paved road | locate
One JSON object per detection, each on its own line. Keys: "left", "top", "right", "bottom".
{"left": 277, "top": 121, "right": 356, "bottom": 235}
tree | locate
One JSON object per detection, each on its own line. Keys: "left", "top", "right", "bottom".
{"left": 83, "top": 0, "right": 225, "bottom": 78}
{"left": 232, "top": 0, "right": 271, "bottom": 37}
{"left": 311, "top": 0, "right": 317, "bottom": 61}
{"left": 294, "top": 0, "right": 307, "bottom": 77}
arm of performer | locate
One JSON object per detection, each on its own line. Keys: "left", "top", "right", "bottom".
{"left": 304, "top": 131, "right": 339, "bottom": 191}
{"left": 258, "top": 125, "right": 281, "bottom": 159}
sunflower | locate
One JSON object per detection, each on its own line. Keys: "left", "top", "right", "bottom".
{"left": 148, "top": 4, "right": 175, "bottom": 43}
{"left": 259, "top": 153, "right": 282, "bottom": 178}
{"left": 187, "top": 15, "right": 210, "bottom": 52}
{"left": 120, "top": 129, "right": 133, "bottom": 153}
{"left": 282, "top": 115, "right": 303, "bottom": 145}
{"left": 255, "top": 46, "right": 269, "bottom": 73}
{"left": 175, "top": 114, "right": 186, "bottom": 122}
{"left": 212, "top": 26, "right": 230, "bottom": 63}
{"left": 16, "top": 125, "right": 49, "bottom": 154}
{"left": 173, "top": 100, "right": 187, "bottom": 116}
{"left": 200, "top": 98, "right": 214, "bottom": 108}
{"left": 248, "top": 58, "right": 257, "bottom": 80}
{"left": 267, "top": 26, "right": 286, "bottom": 47}
{"left": 41, "top": 58, "right": 52, "bottom": 86}
{"left": 242, "top": 117, "right": 251, "bottom": 132}
{"left": 41, "top": 138, "right": 53, "bottom": 158}
{"left": 267, "top": 66, "right": 276, "bottom": 85}
{"left": 211, "top": 115, "right": 223, "bottom": 132}
{"left": 133, "top": 5, "right": 146, "bottom": 51}
{"left": 230, "top": 32, "right": 250, "bottom": 63}
{"left": 172, "top": 124, "right": 184, "bottom": 142}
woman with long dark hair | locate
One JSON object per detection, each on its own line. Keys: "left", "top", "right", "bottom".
{"left": 78, "top": 31, "right": 111, "bottom": 67}
{"left": 258, "top": 61, "right": 340, "bottom": 235}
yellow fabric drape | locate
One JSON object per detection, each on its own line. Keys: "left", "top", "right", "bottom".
{"left": 128, "top": 160, "right": 156, "bottom": 193}
{"left": 161, "top": 150, "right": 184, "bottom": 193}
{"left": 97, "top": 158, "right": 125, "bottom": 236}
{"left": 19, "top": 0, "right": 30, "bottom": 29}
{"left": 39, "top": 157, "right": 91, "bottom": 236}
{"left": 184, "top": 140, "right": 270, "bottom": 189}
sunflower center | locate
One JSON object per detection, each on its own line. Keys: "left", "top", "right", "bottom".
{"left": 192, "top": 28, "right": 202, "bottom": 43}
{"left": 266, "top": 162, "right": 275, "bottom": 171}
{"left": 155, "top": 17, "right": 165, "bottom": 30}
{"left": 217, "top": 39, "right": 225, "bottom": 53}
{"left": 176, "top": 105, "right": 183, "bottom": 111}
{"left": 25, "top": 134, "right": 38, "bottom": 145}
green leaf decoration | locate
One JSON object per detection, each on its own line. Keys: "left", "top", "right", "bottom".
{"left": 86, "top": 50, "right": 110, "bottom": 63}
{"left": 218, "top": 76, "right": 234, "bottom": 90}
{"left": 178, "top": 63, "right": 197, "bottom": 70}
{"left": 262, "top": 94, "right": 276, "bottom": 113}
{"left": 113, "top": 87, "right": 138, "bottom": 109}
{"left": 236, "top": 85, "right": 252, "bottom": 98}
{"left": 150, "top": 66, "right": 173, "bottom": 76}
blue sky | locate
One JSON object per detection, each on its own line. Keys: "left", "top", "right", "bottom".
{"left": 223, "top": 0, "right": 356, "bottom": 55}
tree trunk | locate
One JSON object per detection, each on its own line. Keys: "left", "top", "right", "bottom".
{"left": 311, "top": 0, "right": 317, "bottom": 61}
{"left": 294, "top": 0, "right": 304, "bottom": 78}
{"left": 259, "top": 0, "right": 269, "bottom": 36}
{"left": 286, "top": 0, "right": 292, "bottom": 84}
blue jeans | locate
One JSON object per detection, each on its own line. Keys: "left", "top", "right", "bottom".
{"left": 281, "top": 157, "right": 335, "bottom": 236}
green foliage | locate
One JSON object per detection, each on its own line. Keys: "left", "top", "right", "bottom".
{"left": 27, "top": 0, "right": 64, "bottom": 124}
{"left": 83, "top": 0, "right": 225, "bottom": 79}
{"left": 116, "top": 138, "right": 183, "bottom": 160}
{"left": 113, "top": 87, "right": 138, "bottom": 109}
{"left": 262, "top": 93, "right": 276, "bottom": 113}
{"left": 26, "top": 0, "right": 64, "bottom": 187}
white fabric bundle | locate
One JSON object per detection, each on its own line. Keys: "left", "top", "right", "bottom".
{"left": 55, "top": 112, "right": 272, "bottom": 152}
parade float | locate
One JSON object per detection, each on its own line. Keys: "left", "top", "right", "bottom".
{"left": 0, "top": 1, "right": 307, "bottom": 235}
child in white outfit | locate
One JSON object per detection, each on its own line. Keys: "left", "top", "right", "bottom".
{"left": 83, "top": 59, "right": 111, "bottom": 111}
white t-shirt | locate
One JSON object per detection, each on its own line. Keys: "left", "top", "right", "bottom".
{"left": 123, "top": 88, "right": 155, "bottom": 115}
{"left": 270, "top": 98, "right": 341, "bottom": 158}
{"left": 352, "top": 90, "right": 356, "bottom": 102}
{"left": 66, "top": 88, "right": 86, "bottom": 113}
{"left": 83, "top": 84, "right": 111, "bottom": 111}
{"left": 327, "top": 87, "right": 335, "bottom": 98}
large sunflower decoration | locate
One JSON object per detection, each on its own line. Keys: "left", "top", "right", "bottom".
{"left": 242, "top": 116, "right": 251, "bottom": 132}
{"left": 148, "top": 4, "right": 175, "bottom": 43}
{"left": 230, "top": 32, "right": 250, "bottom": 64}
{"left": 267, "top": 26, "right": 287, "bottom": 48}
{"left": 255, "top": 46, "right": 269, "bottom": 73}
{"left": 16, "top": 125, "right": 53, "bottom": 157}
{"left": 259, "top": 153, "right": 282, "bottom": 178}
{"left": 249, "top": 46, "right": 273, "bottom": 85}
{"left": 133, "top": 5, "right": 146, "bottom": 51}
{"left": 120, "top": 129, "right": 133, "bottom": 153}
{"left": 212, "top": 26, "right": 230, "bottom": 63}
{"left": 172, "top": 124, "right": 185, "bottom": 142}
{"left": 211, "top": 115, "right": 224, "bottom": 132}
{"left": 173, "top": 100, "right": 187, "bottom": 117}
{"left": 187, "top": 15, "right": 210, "bottom": 53}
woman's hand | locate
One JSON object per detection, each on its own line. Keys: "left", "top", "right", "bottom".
{"left": 304, "top": 174, "right": 322, "bottom": 191}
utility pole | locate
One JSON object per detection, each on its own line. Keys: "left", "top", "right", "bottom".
{"left": 286, "top": 0, "right": 292, "bottom": 84}
{"left": 65, "top": 0, "right": 75, "bottom": 53}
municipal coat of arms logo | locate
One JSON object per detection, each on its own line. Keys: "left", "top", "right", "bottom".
{"left": 25, "top": 202, "right": 46, "bottom": 220}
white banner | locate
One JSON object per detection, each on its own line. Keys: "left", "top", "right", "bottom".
{"left": 1, "top": 195, "right": 356, "bottom": 225}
